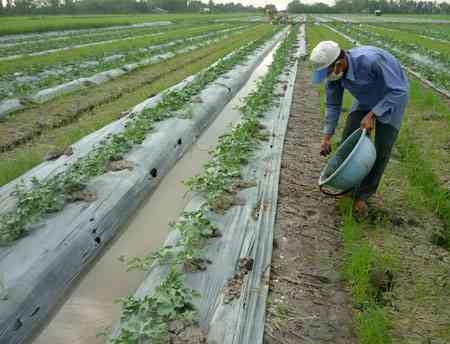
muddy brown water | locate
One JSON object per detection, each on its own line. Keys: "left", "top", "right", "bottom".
{"left": 31, "top": 43, "right": 279, "bottom": 344}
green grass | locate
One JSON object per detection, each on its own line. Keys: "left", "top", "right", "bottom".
{"left": 395, "top": 79, "right": 450, "bottom": 248}
{"left": 356, "top": 307, "right": 392, "bottom": 344}
{"left": 338, "top": 200, "right": 397, "bottom": 344}
{"left": 0, "top": 13, "right": 254, "bottom": 35}
{"left": 306, "top": 23, "right": 353, "bottom": 50}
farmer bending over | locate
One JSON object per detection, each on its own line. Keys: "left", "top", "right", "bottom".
{"left": 309, "top": 41, "right": 409, "bottom": 213}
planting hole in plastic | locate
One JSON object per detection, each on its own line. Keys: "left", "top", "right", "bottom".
{"left": 150, "top": 168, "right": 158, "bottom": 178}
{"left": 92, "top": 228, "right": 97, "bottom": 234}
{"left": 94, "top": 237, "right": 101, "bottom": 245}
{"left": 12, "top": 318, "right": 23, "bottom": 331}
{"left": 30, "top": 306, "right": 40, "bottom": 317}
{"left": 177, "top": 138, "right": 182, "bottom": 145}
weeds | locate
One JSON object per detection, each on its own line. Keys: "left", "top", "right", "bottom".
{"left": 396, "top": 127, "right": 450, "bottom": 248}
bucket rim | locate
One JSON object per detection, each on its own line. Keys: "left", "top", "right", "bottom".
{"left": 318, "top": 128, "right": 368, "bottom": 187}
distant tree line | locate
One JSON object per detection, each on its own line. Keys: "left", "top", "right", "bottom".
{"left": 288, "top": 0, "right": 450, "bottom": 15}
{"left": 0, "top": 0, "right": 264, "bottom": 15}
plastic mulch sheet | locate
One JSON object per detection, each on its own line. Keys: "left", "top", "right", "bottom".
{"left": 111, "top": 25, "right": 307, "bottom": 344}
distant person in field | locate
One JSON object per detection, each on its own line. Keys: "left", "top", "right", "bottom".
{"left": 309, "top": 41, "right": 409, "bottom": 213}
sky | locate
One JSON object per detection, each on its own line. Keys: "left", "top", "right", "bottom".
{"left": 206, "top": 0, "right": 335, "bottom": 10}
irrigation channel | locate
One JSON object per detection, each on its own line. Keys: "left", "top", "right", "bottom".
{"left": 11, "top": 27, "right": 304, "bottom": 344}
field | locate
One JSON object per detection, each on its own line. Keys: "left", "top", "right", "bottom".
{"left": 0, "top": 12, "right": 449, "bottom": 344}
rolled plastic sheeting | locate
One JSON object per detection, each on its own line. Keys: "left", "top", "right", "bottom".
{"left": 110, "top": 25, "right": 307, "bottom": 344}
{"left": 0, "top": 30, "right": 287, "bottom": 344}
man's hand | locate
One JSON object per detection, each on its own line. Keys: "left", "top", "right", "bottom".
{"left": 360, "top": 111, "right": 375, "bottom": 132}
{"left": 320, "top": 135, "right": 332, "bottom": 156}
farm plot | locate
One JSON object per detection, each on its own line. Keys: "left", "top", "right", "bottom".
{"left": 373, "top": 22, "right": 450, "bottom": 42}
{"left": 327, "top": 22, "right": 450, "bottom": 92}
{"left": 0, "top": 25, "right": 276, "bottom": 187}
{"left": 0, "top": 23, "right": 248, "bottom": 100}
{"left": 108, "top": 24, "right": 304, "bottom": 344}
{"left": 0, "top": 25, "right": 287, "bottom": 344}
{"left": 0, "top": 22, "right": 180, "bottom": 59}
{"left": 319, "top": 13, "right": 450, "bottom": 24}
{"left": 0, "top": 13, "right": 254, "bottom": 36}
{"left": 299, "top": 24, "right": 450, "bottom": 344}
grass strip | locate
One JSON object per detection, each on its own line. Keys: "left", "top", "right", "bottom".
{"left": 111, "top": 24, "right": 299, "bottom": 344}
{"left": 0, "top": 25, "right": 275, "bottom": 187}
{"left": 395, "top": 79, "right": 450, "bottom": 248}
{"left": 338, "top": 202, "right": 398, "bottom": 344}
{"left": 0, "top": 25, "right": 281, "bottom": 244}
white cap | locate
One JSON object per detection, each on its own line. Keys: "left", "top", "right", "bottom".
{"left": 309, "top": 41, "right": 341, "bottom": 84}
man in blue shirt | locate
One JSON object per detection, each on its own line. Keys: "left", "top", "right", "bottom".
{"left": 310, "top": 41, "right": 409, "bottom": 212}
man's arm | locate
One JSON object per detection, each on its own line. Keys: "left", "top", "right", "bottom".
{"left": 370, "top": 59, "right": 409, "bottom": 118}
{"left": 321, "top": 80, "right": 344, "bottom": 156}
{"left": 324, "top": 80, "right": 344, "bottom": 136}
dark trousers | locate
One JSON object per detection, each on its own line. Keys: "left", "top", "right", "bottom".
{"left": 341, "top": 110, "right": 399, "bottom": 201}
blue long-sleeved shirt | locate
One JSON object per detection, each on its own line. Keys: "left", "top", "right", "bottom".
{"left": 324, "top": 46, "right": 409, "bottom": 136}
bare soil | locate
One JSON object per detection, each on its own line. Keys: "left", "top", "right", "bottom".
{"left": 264, "top": 63, "right": 356, "bottom": 343}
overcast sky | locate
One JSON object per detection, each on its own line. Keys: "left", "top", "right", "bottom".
{"left": 206, "top": 0, "right": 335, "bottom": 10}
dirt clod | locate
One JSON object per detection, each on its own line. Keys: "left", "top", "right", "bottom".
{"left": 45, "top": 146, "right": 72, "bottom": 161}
{"left": 67, "top": 191, "right": 97, "bottom": 203}
{"left": 223, "top": 257, "right": 254, "bottom": 304}
{"left": 168, "top": 321, "right": 207, "bottom": 344}
{"left": 183, "top": 257, "right": 212, "bottom": 273}
{"left": 108, "top": 159, "right": 134, "bottom": 172}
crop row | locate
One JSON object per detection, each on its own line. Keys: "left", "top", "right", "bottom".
{"left": 0, "top": 22, "right": 181, "bottom": 59}
{"left": 0, "top": 13, "right": 251, "bottom": 36}
{"left": 0, "top": 25, "right": 282, "bottom": 245}
{"left": 0, "top": 24, "right": 247, "bottom": 100}
{"left": 332, "top": 23, "right": 450, "bottom": 91}
{"left": 0, "top": 24, "right": 276, "bottom": 188}
{"left": 375, "top": 23, "right": 450, "bottom": 42}
{"left": 0, "top": 23, "right": 232, "bottom": 78}
{"left": 111, "top": 25, "right": 299, "bottom": 344}
{"left": 363, "top": 24, "right": 450, "bottom": 57}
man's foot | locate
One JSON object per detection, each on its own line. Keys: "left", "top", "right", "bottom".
{"left": 353, "top": 199, "right": 369, "bottom": 221}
